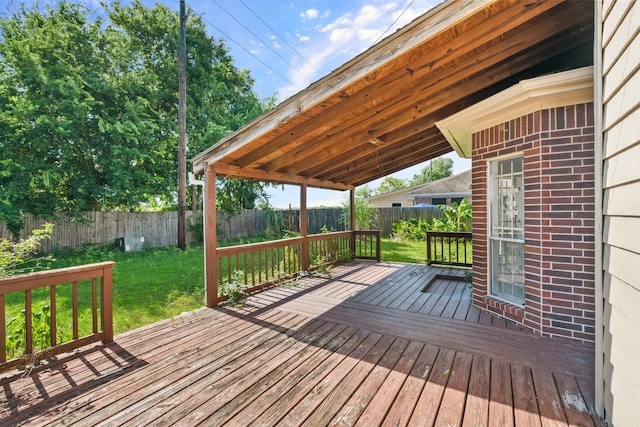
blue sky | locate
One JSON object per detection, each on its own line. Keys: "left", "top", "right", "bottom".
{"left": 5, "top": 0, "right": 470, "bottom": 208}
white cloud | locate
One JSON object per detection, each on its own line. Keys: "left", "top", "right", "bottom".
{"left": 355, "top": 5, "right": 382, "bottom": 26}
{"left": 276, "top": 0, "right": 443, "bottom": 101}
{"left": 300, "top": 8, "right": 319, "bottom": 20}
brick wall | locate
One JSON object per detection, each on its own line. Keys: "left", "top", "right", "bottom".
{"left": 471, "top": 103, "right": 595, "bottom": 342}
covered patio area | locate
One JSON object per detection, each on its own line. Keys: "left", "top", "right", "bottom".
{"left": 1, "top": 261, "right": 599, "bottom": 426}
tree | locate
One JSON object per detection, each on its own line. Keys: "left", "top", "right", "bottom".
{"left": 374, "top": 177, "right": 407, "bottom": 195}
{"left": 355, "top": 185, "right": 373, "bottom": 199}
{"left": 0, "top": 1, "right": 273, "bottom": 237}
{"left": 409, "top": 157, "right": 454, "bottom": 186}
{"left": 216, "top": 179, "right": 270, "bottom": 215}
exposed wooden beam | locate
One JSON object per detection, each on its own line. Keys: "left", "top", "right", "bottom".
{"left": 191, "top": 0, "right": 492, "bottom": 174}
{"left": 232, "top": 0, "right": 564, "bottom": 171}
{"left": 260, "top": 2, "right": 589, "bottom": 178}
{"left": 211, "top": 164, "right": 353, "bottom": 191}
{"left": 302, "top": 127, "right": 443, "bottom": 180}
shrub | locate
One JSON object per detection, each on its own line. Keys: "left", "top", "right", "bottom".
{"left": 0, "top": 223, "right": 53, "bottom": 278}
{"left": 392, "top": 217, "right": 432, "bottom": 241}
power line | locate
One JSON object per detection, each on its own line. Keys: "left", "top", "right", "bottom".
{"left": 210, "top": 0, "right": 314, "bottom": 83}
{"left": 374, "top": 0, "right": 415, "bottom": 44}
{"left": 180, "top": 4, "right": 302, "bottom": 92}
{"left": 241, "top": 0, "right": 321, "bottom": 75}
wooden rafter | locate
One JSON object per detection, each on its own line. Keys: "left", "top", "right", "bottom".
{"left": 191, "top": 0, "right": 593, "bottom": 190}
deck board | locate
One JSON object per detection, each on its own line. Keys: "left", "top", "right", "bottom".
{"left": 0, "top": 261, "right": 601, "bottom": 426}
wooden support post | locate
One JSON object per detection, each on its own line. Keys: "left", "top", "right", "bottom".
{"left": 300, "top": 184, "right": 309, "bottom": 271}
{"left": 204, "top": 166, "right": 218, "bottom": 307}
{"left": 101, "top": 264, "right": 113, "bottom": 343}
{"left": 350, "top": 188, "right": 356, "bottom": 256}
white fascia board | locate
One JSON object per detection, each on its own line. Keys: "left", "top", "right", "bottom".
{"left": 436, "top": 66, "right": 594, "bottom": 158}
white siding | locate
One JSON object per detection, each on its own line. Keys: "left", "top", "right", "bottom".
{"left": 601, "top": 0, "right": 640, "bottom": 424}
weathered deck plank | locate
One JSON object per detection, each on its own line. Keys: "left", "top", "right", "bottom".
{"left": 0, "top": 261, "right": 600, "bottom": 426}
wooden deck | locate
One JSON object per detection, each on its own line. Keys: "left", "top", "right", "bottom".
{"left": 1, "top": 261, "right": 601, "bottom": 426}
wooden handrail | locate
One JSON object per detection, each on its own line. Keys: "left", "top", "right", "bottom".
{"left": 0, "top": 262, "right": 115, "bottom": 373}
{"left": 214, "top": 230, "right": 382, "bottom": 304}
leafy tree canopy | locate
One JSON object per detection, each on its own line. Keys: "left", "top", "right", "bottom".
{"left": 355, "top": 185, "right": 373, "bottom": 199}
{"left": 408, "top": 157, "right": 454, "bottom": 186}
{"left": 374, "top": 177, "right": 407, "bottom": 195}
{"left": 0, "top": 1, "right": 274, "bottom": 237}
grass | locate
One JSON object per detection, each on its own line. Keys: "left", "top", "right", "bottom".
{"left": 380, "top": 238, "right": 427, "bottom": 264}
{"left": 4, "top": 235, "right": 466, "bottom": 352}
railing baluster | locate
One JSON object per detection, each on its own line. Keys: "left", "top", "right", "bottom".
{"left": 91, "top": 278, "right": 97, "bottom": 335}
{"left": 51, "top": 285, "right": 58, "bottom": 346}
{"left": 426, "top": 231, "right": 473, "bottom": 267}
{"left": 72, "top": 281, "right": 79, "bottom": 340}
{"left": 0, "top": 295, "right": 5, "bottom": 363}
{"left": 1, "top": 262, "right": 115, "bottom": 373}
{"left": 25, "top": 290, "right": 32, "bottom": 354}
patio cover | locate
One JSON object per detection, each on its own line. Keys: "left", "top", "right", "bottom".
{"left": 191, "top": 0, "right": 593, "bottom": 191}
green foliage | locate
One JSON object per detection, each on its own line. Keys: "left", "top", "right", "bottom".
{"left": 219, "top": 270, "right": 246, "bottom": 306}
{"left": 433, "top": 199, "right": 472, "bottom": 232}
{"left": 409, "top": 157, "right": 454, "bottom": 186}
{"left": 392, "top": 198, "right": 472, "bottom": 239}
{"left": 342, "top": 198, "right": 377, "bottom": 230}
{"left": 355, "top": 185, "right": 373, "bottom": 199}
{"left": 187, "top": 214, "right": 204, "bottom": 243}
{"left": 216, "top": 178, "right": 273, "bottom": 215}
{"left": 5, "top": 303, "right": 72, "bottom": 360}
{"left": 374, "top": 177, "right": 407, "bottom": 195}
{"left": 392, "top": 217, "right": 433, "bottom": 241}
{"left": 264, "top": 206, "right": 285, "bottom": 238}
{"left": 0, "top": 1, "right": 272, "bottom": 228}
{"left": 0, "top": 223, "right": 53, "bottom": 277}
{"left": 311, "top": 254, "right": 332, "bottom": 278}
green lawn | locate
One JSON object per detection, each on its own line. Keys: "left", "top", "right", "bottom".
{"left": 380, "top": 238, "right": 427, "bottom": 264}
{"left": 3, "top": 236, "right": 447, "bottom": 353}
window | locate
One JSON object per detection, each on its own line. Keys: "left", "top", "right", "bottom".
{"left": 489, "top": 156, "right": 525, "bottom": 305}
{"left": 391, "top": 202, "right": 402, "bottom": 207}
{"left": 432, "top": 197, "right": 447, "bottom": 206}
{"left": 451, "top": 197, "right": 465, "bottom": 205}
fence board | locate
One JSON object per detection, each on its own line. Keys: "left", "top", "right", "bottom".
{"left": 0, "top": 207, "right": 448, "bottom": 252}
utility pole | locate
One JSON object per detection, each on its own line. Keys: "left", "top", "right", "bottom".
{"left": 177, "top": 0, "right": 187, "bottom": 250}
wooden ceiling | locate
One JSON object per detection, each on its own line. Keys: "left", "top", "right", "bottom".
{"left": 191, "top": 0, "right": 594, "bottom": 191}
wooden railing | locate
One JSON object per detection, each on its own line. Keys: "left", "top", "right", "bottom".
{"left": 426, "top": 231, "right": 473, "bottom": 267}
{"left": 215, "top": 230, "right": 381, "bottom": 303}
{"left": 354, "top": 230, "right": 382, "bottom": 262}
{"left": 0, "top": 262, "right": 115, "bottom": 373}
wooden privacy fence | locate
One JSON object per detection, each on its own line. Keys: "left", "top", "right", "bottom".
{"left": 0, "top": 207, "right": 444, "bottom": 252}
{"left": 0, "top": 211, "right": 204, "bottom": 252}
{"left": 0, "top": 262, "right": 114, "bottom": 373}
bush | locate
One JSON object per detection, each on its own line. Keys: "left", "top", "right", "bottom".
{"left": 0, "top": 223, "right": 53, "bottom": 278}
{"left": 392, "top": 217, "right": 433, "bottom": 241}
{"left": 392, "top": 198, "right": 473, "bottom": 240}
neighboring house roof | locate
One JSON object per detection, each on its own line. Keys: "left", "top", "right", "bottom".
{"left": 404, "top": 170, "right": 471, "bottom": 199}
{"left": 366, "top": 170, "right": 471, "bottom": 204}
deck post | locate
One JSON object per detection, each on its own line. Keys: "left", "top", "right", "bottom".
{"left": 204, "top": 165, "right": 218, "bottom": 307}
{"left": 300, "top": 184, "right": 309, "bottom": 271}
{"left": 101, "top": 264, "right": 113, "bottom": 343}
{"left": 349, "top": 188, "right": 356, "bottom": 256}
